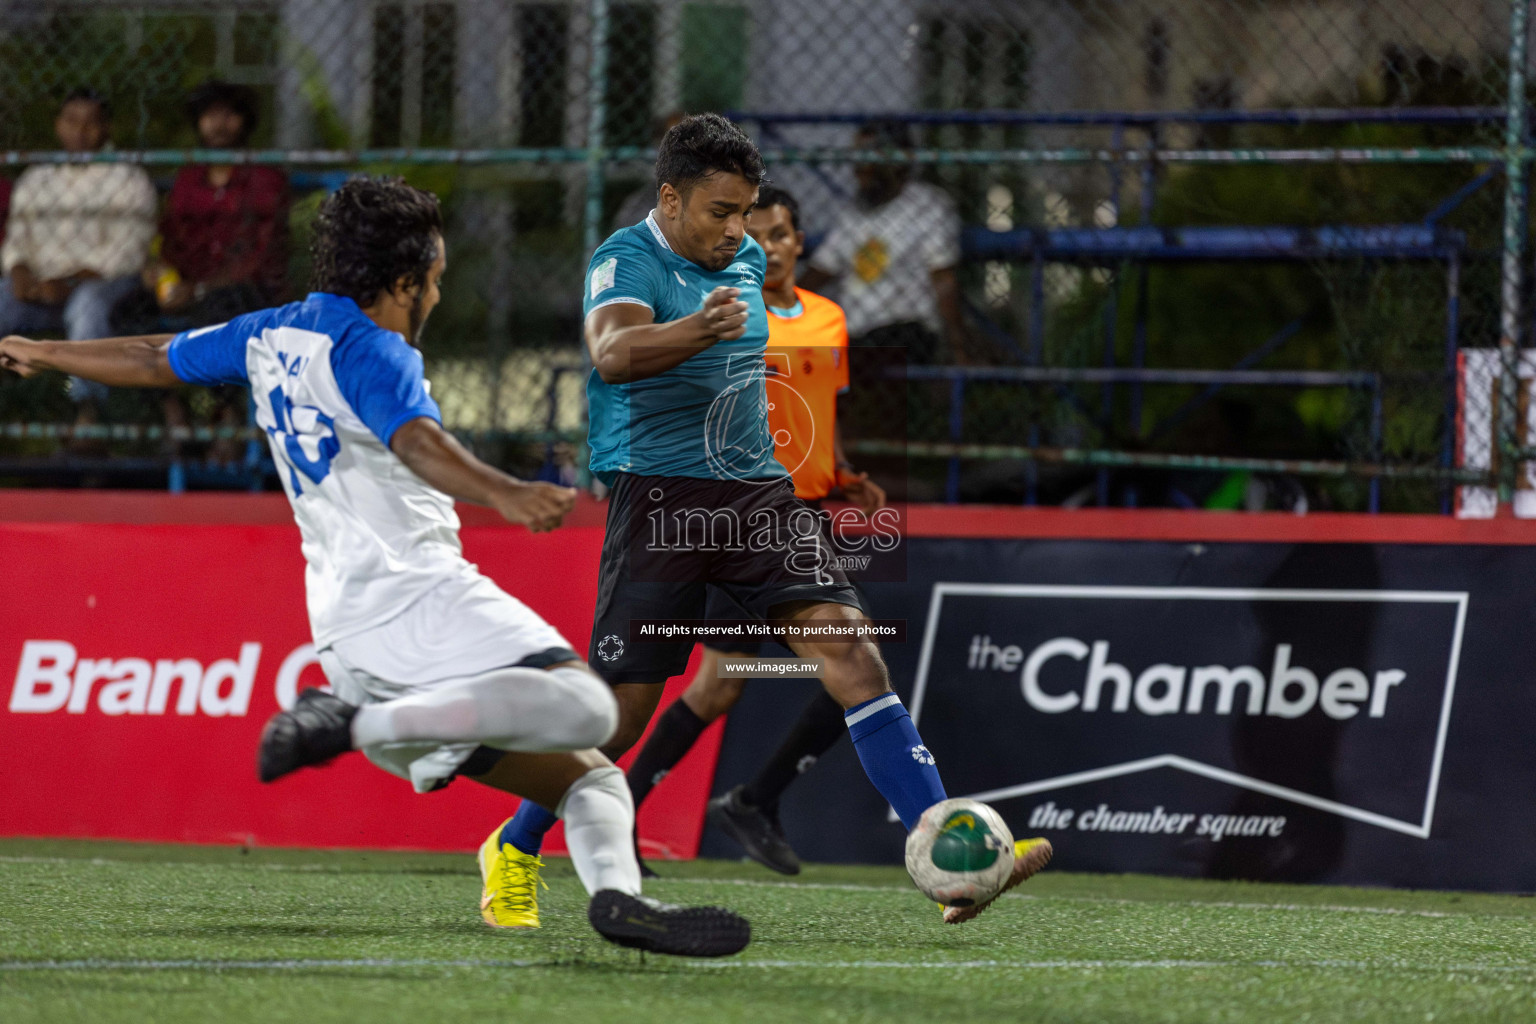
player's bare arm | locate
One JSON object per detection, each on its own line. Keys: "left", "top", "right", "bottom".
{"left": 0, "top": 333, "right": 179, "bottom": 387}
{"left": 584, "top": 285, "right": 748, "bottom": 384}
{"left": 389, "top": 416, "right": 575, "bottom": 533}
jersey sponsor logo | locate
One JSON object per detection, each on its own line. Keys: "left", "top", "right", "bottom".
{"left": 591, "top": 256, "right": 618, "bottom": 299}
{"left": 8, "top": 640, "right": 322, "bottom": 718}
{"left": 726, "top": 262, "right": 759, "bottom": 288}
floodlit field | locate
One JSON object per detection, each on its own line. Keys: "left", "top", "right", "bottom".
{"left": 2, "top": 838, "right": 1533, "bottom": 1023}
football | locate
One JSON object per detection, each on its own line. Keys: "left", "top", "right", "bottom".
{"left": 904, "top": 798, "right": 1016, "bottom": 907}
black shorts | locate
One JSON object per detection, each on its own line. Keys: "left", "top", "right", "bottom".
{"left": 698, "top": 581, "right": 873, "bottom": 656}
{"left": 588, "top": 472, "right": 866, "bottom": 683}
{"left": 699, "top": 498, "right": 869, "bottom": 655}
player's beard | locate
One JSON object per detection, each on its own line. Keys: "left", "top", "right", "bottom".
{"left": 706, "top": 235, "right": 741, "bottom": 272}
{"left": 407, "top": 291, "right": 429, "bottom": 344}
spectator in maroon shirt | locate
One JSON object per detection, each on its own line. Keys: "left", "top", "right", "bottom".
{"left": 125, "top": 81, "right": 289, "bottom": 464}
{"left": 139, "top": 80, "right": 289, "bottom": 326}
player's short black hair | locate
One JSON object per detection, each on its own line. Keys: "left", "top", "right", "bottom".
{"left": 62, "top": 86, "right": 110, "bottom": 122}
{"left": 187, "top": 79, "right": 259, "bottom": 142}
{"left": 654, "top": 113, "right": 767, "bottom": 199}
{"left": 753, "top": 185, "right": 800, "bottom": 231}
{"left": 310, "top": 176, "right": 444, "bottom": 308}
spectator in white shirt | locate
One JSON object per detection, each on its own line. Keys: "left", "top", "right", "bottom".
{"left": 799, "top": 119, "right": 969, "bottom": 366}
{"left": 0, "top": 88, "right": 157, "bottom": 409}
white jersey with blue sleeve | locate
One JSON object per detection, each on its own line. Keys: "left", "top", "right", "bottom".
{"left": 167, "top": 292, "right": 474, "bottom": 647}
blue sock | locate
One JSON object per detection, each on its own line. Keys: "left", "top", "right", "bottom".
{"left": 500, "top": 800, "right": 558, "bottom": 856}
{"left": 844, "top": 694, "right": 947, "bottom": 830}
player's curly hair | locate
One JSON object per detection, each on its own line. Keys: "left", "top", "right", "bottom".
{"left": 655, "top": 113, "right": 767, "bottom": 198}
{"left": 310, "top": 176, "right": 443, "bottom": 307}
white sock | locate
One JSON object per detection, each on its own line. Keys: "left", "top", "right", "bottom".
{"left": 349, "top": 665, "right": 617, "bottom": 753}
{"left": 557, "top": 766, "right": 643, "bottom": 897}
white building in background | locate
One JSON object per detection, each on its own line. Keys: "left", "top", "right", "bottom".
{"left": 0, "top": 1, "right": 1511, "bottom": 150}
{"left": 267, "top": 0, "right": 1510, "bottom": 149}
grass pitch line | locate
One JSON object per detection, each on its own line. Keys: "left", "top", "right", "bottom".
{"left": 4, "top": 957, "right": 1534, "bottom": 976}
{"left": 654, "top": 877, "right": 1472, "bottom": 920}
{"left": 0, "top": 854, "right": 1505, "bottom": 923}
{"left": 1187, "top": 899, "right": 1460, "bottom": 919}
{"left": 700, "top": 959, "right": 1536, "bottom": 974}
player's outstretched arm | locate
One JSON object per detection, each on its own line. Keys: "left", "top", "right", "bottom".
{"left": 0, "top": 334, "right": 180, "bottom": 388}
{"left": 585, "top": 285, "right": 747, "bottom": 384}
{"left": 390, "top": 416, "right": 576, "bottom": 533}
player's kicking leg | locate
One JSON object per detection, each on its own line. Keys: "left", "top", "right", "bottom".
{"left": 776, "top": 599, "right": 1052, "bottom": 919}
{"left": 256, "top": 661, "right": 750, "bottom": 956}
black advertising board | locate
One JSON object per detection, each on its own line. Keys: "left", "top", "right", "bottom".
{"left": 702, "top": 532, "right": 1536, "bottom": 891}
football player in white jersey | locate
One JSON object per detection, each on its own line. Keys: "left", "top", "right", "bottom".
{"left": 0, "top": 176, "right": 750, "bottom": 958}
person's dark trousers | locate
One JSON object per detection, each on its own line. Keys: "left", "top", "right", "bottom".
{"left": 627, "top": 699, "right": 709, "bottom": 810}
{"left": 738, "top": 688, "right": 848, "bottom": 813}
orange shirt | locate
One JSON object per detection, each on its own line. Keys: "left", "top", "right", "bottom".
{"left": 763, "top": 287, "right": 849, "bottom": 499}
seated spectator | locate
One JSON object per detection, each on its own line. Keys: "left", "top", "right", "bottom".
{"left": 799, "top": 119, "right": 969, "bottom": 366}
{"left": 140, "top": 80, "right": 289, "bottom": 325}
{"left": 114, "top": 80, "right": 289, "bottom": 466}
{"left": 0, "top": 88, "right": 157, "bottom": 417}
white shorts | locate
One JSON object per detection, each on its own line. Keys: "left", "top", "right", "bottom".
{"left": 319, "top": 570, "right": 580, "bottom": 792}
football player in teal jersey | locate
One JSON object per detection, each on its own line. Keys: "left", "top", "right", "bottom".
{"left": 490, "top": 114, "right": 1049, "bottom": 926}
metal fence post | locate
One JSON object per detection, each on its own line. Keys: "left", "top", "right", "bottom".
{"left": 1498, "top": 0, "right": 1530, "bottom": 503}
{"left": 573, "top": 0, "right": 612, "bottom": 487}
{"left": 583, "top": 0, "right": 612, "bottom": 258}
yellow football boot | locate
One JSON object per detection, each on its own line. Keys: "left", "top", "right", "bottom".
{"left": 478, "top": 817, "right": 546, "bottom": 929}
{"left": 942, "top": 837, "right": 1053, "bottom": 924}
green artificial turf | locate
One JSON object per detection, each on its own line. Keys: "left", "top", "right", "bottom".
{"left": 1, "top": 838, "right": 1534, "bottom": 1023}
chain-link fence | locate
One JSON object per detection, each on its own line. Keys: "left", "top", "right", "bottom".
{"left": 0, "top": 0, "right": 1529, "bottom": 512}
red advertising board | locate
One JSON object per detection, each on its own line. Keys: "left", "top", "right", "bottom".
{"left": 0, "top": 496, "right": 723, "bottom": 859}
{"left": 6, "top": 490, "right": 1534, "bottom": 861}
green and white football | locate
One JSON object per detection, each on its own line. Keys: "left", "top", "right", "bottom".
{"left": 904, "top": 798, "right": 1015, "bottom": 907}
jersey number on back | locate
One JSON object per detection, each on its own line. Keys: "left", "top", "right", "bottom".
{"left": 264, "top": 382, "right": 340, "bottom": 496}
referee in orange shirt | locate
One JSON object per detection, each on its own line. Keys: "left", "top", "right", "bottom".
{"left": 624, "top": 186, "right": 886, "bottom": 876}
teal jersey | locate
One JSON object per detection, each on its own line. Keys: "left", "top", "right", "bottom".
{"left": 583, "top": 213, "right": 787, "bottom": 484}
